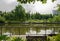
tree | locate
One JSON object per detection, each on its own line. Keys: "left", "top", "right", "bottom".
{"left": 0, "top": 11, "right": 2, "bottom": 14}
{"left": 4, "top": 5, "right": 27, "bottom": 22}
{"left": 34, "top": 13, "right": 41, "bottom": 20}
{"left": 53, "top": 15, "right": 60, "bottom": 22}
{"left": 0, "top": 15, "right": 6, "bottom": 23}
{"left": 4, "top": 12, "right": 15, "bottom": 21}
{"left": 13, "top": 5, "right": 26, "bottom": 22}
{"left": 57, "top": 4, "right": 60, "bottom": 11}
{"left": 48, "top": 14, "right": 60, "bottom": 22}
{"left": 26, "top": 12, "right": 30, "bottom": 20}
{"left": 0, "top": 11, "right": 3, "bottom": 16}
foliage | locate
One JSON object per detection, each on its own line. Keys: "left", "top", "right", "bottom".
{"left": 48, "top": 14, "right": 60, "bottom": 22}
{"left": 57, "top": 4, "right": 60, "bottom": 11}
{"left": 25, "top": 13, "right": 30, "bottom": 20}
{"left": 3, "top": 5, "right": 27, "bottom": 22}
{"left": 0, "top": 35, "right": 24, "bottom": 41}
{"left": 47, "top": 34, "right": 60, "bottom": 41}
{"left": 4, "top": 13, "right": 14, "bottom": 21}
{"left": 55, "top": 34, "right": 60, "bottom": 41}
{"left": 12, "top": 5, "right": 26, "bottom": 22}
{"left": 0, "top": 4, "right": 60, "bottom": 23}
{"left": 11, "top": 37, "right": 24, "bottom": 41}
{"left": 30, "top": 13, "right": 53, "bottom": 20}
{"left": 0, "top": 16, "right": 6, "bottom": 23}
{"left": 0, "top": 35, "right": 10, "bottom": 41}
{"left": 17, "top": 0, "right": 55, "bottom": 3}
{"left": 47, "top": 36, "right": 56, "bottom": 41}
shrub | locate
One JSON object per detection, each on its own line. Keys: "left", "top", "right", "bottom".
{"left": 0, "top": 16, "right": 6, "bottom": 23}
{"left": 55, "top": 34, "right": 60, "bottom": 41}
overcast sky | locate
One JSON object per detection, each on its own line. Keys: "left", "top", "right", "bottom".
{"left": 0, "top": 0, "right": 60, "bottom": 14}
{"left": 0, "top": 0, "right": 18, "bottom": 12}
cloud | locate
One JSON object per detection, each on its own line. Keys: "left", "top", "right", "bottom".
{"left": 0, "top": 0, "right": 60, "bottom": 14}
{"left": 3, "top": 0, "right": 17, "bottom": 4}
{"left": 22, "top": 0, "right": 60, "bottom": 14}
{"left": 0, "top": 0, "right": 18, "bottom": 12}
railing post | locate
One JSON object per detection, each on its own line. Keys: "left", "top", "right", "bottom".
{"left": 1, "top": 26, "right": 2, "bottom": 36}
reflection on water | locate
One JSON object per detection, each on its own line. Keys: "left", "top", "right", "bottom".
{"left": 2, "top": 29, "right": 58, "bottom": 36}
{"left": 26, "top": 28, "right": 58, "bottom": 36}
{"left": 1, "top": 27, "right": 59, "bottom": 36}
{"left": 26, "top": 28, "right": 37, "bottom": 35}
{"left": 0, "top": 24, "right": 60, "bottom": 35}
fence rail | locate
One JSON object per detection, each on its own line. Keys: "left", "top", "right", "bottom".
{"left": 0, "top": 22, "right": 60, "bottom": 24}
